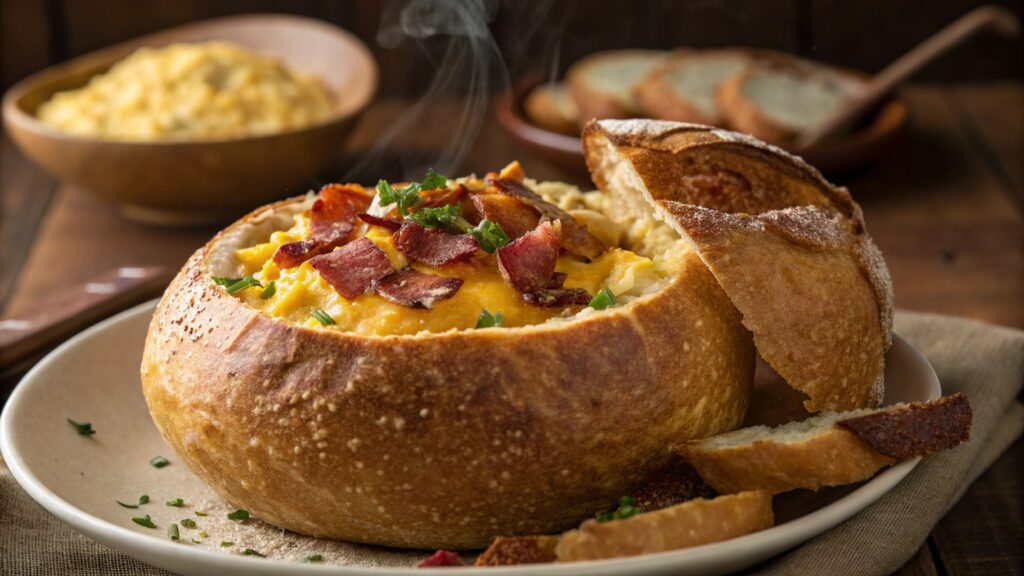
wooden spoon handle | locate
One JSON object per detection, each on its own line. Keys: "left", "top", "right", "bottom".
{"left": 0, "top": 266, "right": 171, "bottom": 375}
{"left": 795, "top": 5, "right": 1020, "bottom": 151}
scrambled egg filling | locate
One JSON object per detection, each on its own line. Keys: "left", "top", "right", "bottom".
{"left": 233, "top": 205, "right": 668, "bottom": 336}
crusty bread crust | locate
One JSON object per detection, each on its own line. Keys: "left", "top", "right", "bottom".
{"left": 583, "top": 119, "right": 894, "bottom": 412}
{"left": 475, "top": 536, "right": 560, "bottom": 566}
{"left": 555, "top": 491, "right": 773, "bottom": 561}
{"left": 677, "top": 394, "right": 971, "bottom": 494}
{"left": 567, "top": 50, "right": 665, "bottom": 120}
{"left": 141, "top": 192, "right": 754, "bottom": 549}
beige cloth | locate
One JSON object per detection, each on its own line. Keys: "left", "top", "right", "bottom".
{"left": 2, "top": 311, "right": 1022, "bottom": 575}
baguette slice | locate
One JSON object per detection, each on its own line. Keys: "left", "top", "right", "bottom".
{"left": 583, "top": 119, "right": 893, "bottom": 411}
{"left": 555, "top": 491, "right": 773, "bottom": 562}
{"left": 474, "top": 536, "right": 560, "bottom": 566}
{"left": 567, "top": 50, "right": 666, "bottom": 120}
{"left": 635, "top": 49, "right": 752, "bottom": 125}
{"left": 677, "top": 394, "right": 972, "bottom": 495}
{"left": 524, "top": 82, "right": 580, "bottom": 134}
{"left": 716, "top": 61, "right": 863, "bottom": 145}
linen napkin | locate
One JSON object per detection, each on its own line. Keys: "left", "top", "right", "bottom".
{"left": 2, "top": 311, "right": 1021, "bottom": 576}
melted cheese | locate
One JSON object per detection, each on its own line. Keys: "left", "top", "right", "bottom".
{"left": 233, "top": 198, "right": 668, "bottom": 336}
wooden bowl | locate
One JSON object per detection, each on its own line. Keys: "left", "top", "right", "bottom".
{"left": 496, "top": 74, "right": 908, "bottom": 179}
{"left": 2, "top": 14, "right": 377, "bottom": 226}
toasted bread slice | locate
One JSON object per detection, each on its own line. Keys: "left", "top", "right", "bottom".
{"left": 567, "top": 50, "right": 666, "bottom": 120}
{"left": 634, "top": 49, "right": 752, "bottom": 125}
{"left": 716, "top": 60, "right": 863, "bottom": 144}
{"left": 556, "top": 491, "right": 773, "bottom": 561}
{"left": 523, "top": 82, "right": 579, "bottom": 134}
{"left": 677, "top": 394, "right": 972, "bottom": 494}
{"left": 475, "top": 536, "right": 560, "bottom": 566}
{"left": 582, "top": 119, "right": 893, "bottom": 411}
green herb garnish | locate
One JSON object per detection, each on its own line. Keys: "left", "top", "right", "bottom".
{"left": 149, "top": 455, "right": 169, "bottom": 468}
{"left": 259, "top": 281, "right": 276, "bottom": 300}
{"left": 311, "top": 309, "right": 335, "bottom": 326}
{"left": 595, "top": 495, "right": 641, "bottom": 522}
{"left": 67, "top": 419, "right": 95, "bottom": 436}
{"left": 406, "top": 204, "right": 509, "bottom": 254}
{"left": 475, "top": 309, "right": 504, "bottom": 329}
{"left": 168, "top": 523, "right": 180, "bottom": 541}
{"left": 243, "top": 548, "right": 265, "bottom": 557}
{"left": 166, "top": 498, "right": 184, "bottom": 507}
{"left": 211, "top": 276, "right": 241, "bottom": 287}
{"left": 116, "top": 494, "right": 149, "bottom": 509}
{"left": 225, "top": 276, "right": 262, "bottom": 295}
{"left": 199, "top": 531, "right": 209, "bottom": 538}
{"left": 132, "top": 515, "right": 156, "bottom": 529}
{"left": 191, "top": 538, "right": 202, "bottom": 544}
{"left": 220, "top": 541, "right": 234, "bottom": 547}
{"left": 376, "top": 170, "right": 448, "bottom": 215}
{"left": 194, "top": 511, "right": 207, "bottom": 517}
{"left": 468, "top": 219, "right": 510, "bottom": 253}
{"left": 588, "top": 288, "right": 617, "bottom": 310}
{"left": 420, "top": 169, "right": 447, "bottom": 191}
{"left": 227, "top": 509, "right": 250, "bottom": 521}
{"left": 180, "top": 518, "right": 197, "bottom": 528}
{"left": 303, "top": 554, "right": 324, "bottom": 563}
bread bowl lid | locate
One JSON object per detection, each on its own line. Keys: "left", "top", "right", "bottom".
{"left": 582, "top": 119, "right": 893, "bottom": 412}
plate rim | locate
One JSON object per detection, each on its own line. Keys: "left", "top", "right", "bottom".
{"left": 1, "top": 300, "right": 938, "bottom": 575}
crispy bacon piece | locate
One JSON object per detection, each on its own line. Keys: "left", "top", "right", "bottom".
{"left": 420, "top": 183, "right": 468, "bottom": 208}
{"left": 416, "top": 549, "right": 464, "bottom": 568}
{"left": 522, "top": 288, "right": 592, "bottom": 308}
{"left": 471, "top": 193, "right": 540, "bottom": 240}
{"left": 631, "top": 456, "right": 716, "bottom": 511}
{"left": 393, "top": 221, "right": 479, "bottom": 266}
{"left": 308, "top": 238, "right": 393, "bottom": 300}
{"left": 273, "top": 184, "right": 373, "bottom": 268}
{"left": 375, "top": 268, "right": 463, "bottom": 309}
{"left": 488, "top": 177, "right": 606, "bottom": 259}
{"left": 358, "top": 212, "right": 402, "bottom": 231}
{"left": 496, "top": 221, "right": 561, "bottom": 293}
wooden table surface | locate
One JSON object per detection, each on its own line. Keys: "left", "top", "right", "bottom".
{"left": 2, "top": 83, "right": 1022, "bottom": 574}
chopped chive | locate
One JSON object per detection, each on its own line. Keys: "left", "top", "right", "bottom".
{"left": 311, "top": 309, "right": 335, "bottom": 326}
{"left": 225, "top": 276, "right": 262, "bottom": 295}
{"left": 303, "top": 554, "right": 324, "bottom": 563}
{"left": 166, "top": 498, "right": 184, "bottom": 507}
{"left": 259, "top": 281, "right": 276, "bottom": 300}
{"left": 149, "top": 455, "right": 169, "bottom": 468}
{"left": 132, "top": 515, "right": 156, "bottom": 529}
{"left": 227, "top": 508, "right": 250, "bottom": 521}
{"left": 168, "top": 523, "right": 180, "bottom": 541}
{"left": 243, "top": 548, "right": 265, "bottom": 557}
{"left": 595, "top": 495, "right": 641, "bottom": 522}
{"left": 220, "top": 541, "right": 234, "bottom": 547}
{"left": 139, "top": 495, "right": 150, "bottom": 505}
{"left": 211, "top": 275, "right": 241, "bottom": 287}
{"left": 588, "top": 288, "right": 617, "bottom": 310}
{"left": 180, "top": 518, "right": 197, "bottom": 528}
{"left": 116, "top": 500, "right": 139, "bottom": 509}
{"left": 191, "top": 538, "right": 202, "bottom": 544}
{"left": 194, "top": 511, "right": 207, "bottom": 517}
{"left": 199, "top": 531, "right": 209, "bottom": 538}
{"left": 67, "top": 419, "right": 95, "bottom": 436}
{"left": 475, "top": 309, "right": 504, "bottom": 329}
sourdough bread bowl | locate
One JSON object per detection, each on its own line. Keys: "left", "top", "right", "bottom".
{"left": 141, "top": 161, "right": 754, "bottom": 549}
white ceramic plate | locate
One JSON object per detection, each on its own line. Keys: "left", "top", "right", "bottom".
{"left": 1, "top": 301, "right": 940, "bottom": 576}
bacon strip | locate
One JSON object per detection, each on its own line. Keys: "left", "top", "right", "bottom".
{"left": 496, "top": 221, "right": 561, "bottom": 293}
{"left": 522, "top": 288, "right": 591, "bottom": 308}
{"left": 393, "top": 221, "right": 479, "bottom": 267}
{"left": 416, "top": 550, "right": 464, "bottom": 568}
{"left": 471, "top": 193, "right": 540, "bottom": 240}
{"left": 358, "top": 212, "right": 402, "bottom": 231}
{"left": 308, "top": 238, "right": 393, "bottom": 300}
{"left": 488, "top": 177, "right": 606, "bottom": 259}
{"left": 375, "top": 268, "right": 463, "bottom": 309}
{"left": 273, "top": 184, "right": 373, "bottom": 268}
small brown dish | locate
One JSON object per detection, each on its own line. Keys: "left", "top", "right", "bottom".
{"left": 3, "top": 14, "right": 377, "bottom": 226}
{"left": 496, "top": 74, "right": 908, "bottom": 179}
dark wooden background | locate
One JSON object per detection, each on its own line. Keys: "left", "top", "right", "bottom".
{"left": 3, "top": 0, "right": 1023, "bottom": 95}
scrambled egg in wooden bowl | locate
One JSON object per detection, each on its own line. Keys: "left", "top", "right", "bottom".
{"left": 2, "top": 15, "right": 377, "bottom": 225}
